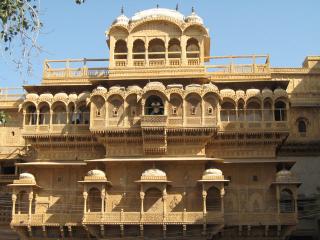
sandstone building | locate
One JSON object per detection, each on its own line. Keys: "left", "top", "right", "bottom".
{"left": 1, "top": 7, "right": 320, "bottom": 240}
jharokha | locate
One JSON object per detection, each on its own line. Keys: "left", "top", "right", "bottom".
{"left": 1, "top": 7, "right": 320, "bottom": 240}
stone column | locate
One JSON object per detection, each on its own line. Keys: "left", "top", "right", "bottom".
{"left": 49, "top": 109, "right": 53, "bottom": 130}
{"left": 28, "top": 191, "right": 33, "bottom": 221}
{"left": 12, "top": 193, "right": 17, "bottom": 216}
{"left": 83, "top": 192, "right": 88, "bottom": 215}
{"left": 140, "top": 192, "right": 145, "bottom": 218}
{"left": 101, "top": 189, "right": 105, "bottom": 214}
{"left": 220, "top": 187, "right": 225, "bottom": 214}
{"left": 202, "top": 190, "right": 207, "bottom": 215}
{"left": 162, "top": 190, "right": 167, "bottom": 220}
{"left": 181, "top": 35, "right": 187, "bottom": 66}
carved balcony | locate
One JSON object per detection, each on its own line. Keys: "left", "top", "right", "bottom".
{"left": 140, "top": 115, "right": 168, "bottom": 128}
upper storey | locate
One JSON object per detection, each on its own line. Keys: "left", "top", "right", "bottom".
{"left": 42, "top": 8, "right": 271, "bottom": 84}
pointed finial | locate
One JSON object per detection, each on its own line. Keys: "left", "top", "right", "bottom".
{"left": 192, "top": 6, "right": 195, "bottom": 13}
{"left": 156, "top": 4, "right": 159, "bottom": 8}
{"left": 176, "top": 3, "right": 179, "bottom": 11}
{"left": 121, "top": 6, "right": 124, "bottom": 14}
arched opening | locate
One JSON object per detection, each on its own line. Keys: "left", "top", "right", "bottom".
{"left": 220, "top": 101, "right": 236, "bottom": 121}
{"left": 280, "top": 189, "right": 295, "bottom": 213}
{"left": 25, "top": 104, "right": 37, "bottom": 125}
{"left": 87, "top": 188, "right": 101, "bottom": 213}
{"left": 263, "top": 99, "right": 273, "bottom": 121}
{"left": 92, "top": 96, "right": 106, "bottom": 119}
{"left": 185, "top": 93, "right": 201, "bottom": 118}
{"left": 52, "top": 102, "right": 67, "bottom": 124}
{"left": 246, "top": 100, "right": 261, "bottom": 121}
{"left": 114, "top": 40, "right": 128, "bottom": 59}
{"left": 108, "top": 96, "right": 124, "bottom": 120}
{"left": 38, "top": 103, "right": 50, "bottom": 125}
{"left": 16, "top": 191, "right": 29, "bottom": 214}
{"left": 274, "top": 101, "right": 287, "bottom": 121}
{"left": 144, "top": 188, "right": 163, "bottom": 212}
{"left": 206, "top": 187, "right": 221, "bottom": 211}
{"left": 168, "top": 38, "right": 181, "bottom": 59}
{"left": 77, "top": 103, "right": 90, "bottom": 124}
{"left": 133, "top": 39, "right": 145, "bottom": 59}
{"left": 238, "top": 100, "right": 245, "bottom": 121}
{"left": 148, "top": 38, "right": 165, "bottom": 59}
{"left": 298, "top": 120, "right": 307, "bottom": 133}
{"left": 145, "top": 95, "right": 164, "bottom": 115}
{"left": 186, "top": 38, "right": 200, "bottom": 58}
{"left": 68, "top": 102, "right": 76, "bottom": 124}
{"left": 169, "top": 94, "right": 183, "bottom": 117}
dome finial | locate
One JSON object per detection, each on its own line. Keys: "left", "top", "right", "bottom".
{"left": 192, "top": 6, "right": 195, "bottom": 13}
{"left": 176, "top": 3, "right": 179, "bottom": 11}
{"left": 156, "top": 4, "right": 159, "bottom": 8}
{"left": 121, "top": 5, "right": 124, "bottom": 14}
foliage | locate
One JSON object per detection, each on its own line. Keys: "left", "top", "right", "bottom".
{"left": 0, "top": 110, "right": 6, "bottom": 124}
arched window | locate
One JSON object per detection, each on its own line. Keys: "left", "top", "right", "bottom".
{"left": 145, "top": 95, "right": 164, "bottom": 115}
{"left": 280, "top": 189, "right": 295, "bottom": 213}
{"left": 220, "top": 102, "right": 236, "bottom": 121}
{"left": 298, "top": 120, "right": 307, "bottom": 133}
{"left": 186, "top": 38, "right": 200, "bottom": 58}
{"left": 92, "top": 96, "right": 105, "bottom": 118}
{"left": 206, "top": 187, "right": 221, "bottom": 211}
{"left": 238, "top": 100, "right": 245, "bottom": 121}
{"left": 185, "top": 93, "right": 201, "bottom": 118}
{"left": 148, "top": 38, "right": 165, "bottom": 59}
{"left": 144, "top": 188, "right": 162, "bottom": 212}
{"left": 25, "top": 105, "right": 37, "bottom": 125}
{"left": 246, "top": 101, "right": 261, "bottom": 121}
{"left": 274, "top": 101, "right": 286, "bottom": 121}
{"left": 52, "top": 103, "right": 67, "bottom": 124}
{"left": 87, "top": 188, "right": 101, "bottom": 213}
{"left": 168, "top": 38, "right": 181, "bottom": 58}
{"left": 133, "top": 39, "right": 145, "bottom": 59}
{"left": 114, "top": 40, "right": 128, "bottom": 59}
{"left": 77, "top": 104, "right": 90, "bottom": 124}
{"left": 263, "top": 99, "right": 273, "bottom": 121}
{"left": 169, "top": 94, "right": 183, "bottom": 117}
{"left": 16, "top": 191, "right": 29, "bottom": 214}
{"left": 39, "top": 103, "right": 50, "bottom": 125}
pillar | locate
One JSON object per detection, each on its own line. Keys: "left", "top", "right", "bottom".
{"left": 145, "top": 40, "right": 149, "bottom": 66}
{"left": 163, "top": 190, "right": 167, "bottom": 220}
{"left": 140, "top": 192, "right": 145, "bottom": 218}
{"left": 28, "top": 191, "right": 33, "bottom": 221}
{"left": 83, "top": 192, "right": 88, "bottom": 215}
{"left": 127, "top": 38, "right": 133, "bottom": 67}
{"left": 181, "top": 35, "right": 187, "bottom": 66}
{"left": 12, "top": 193, "right": 17, "bottom": 216}
{"left": 202, "top": 190, "right": 207, "bottom": 215}
{"left": 220, "top": 187, "right": 225, "bottom": 214}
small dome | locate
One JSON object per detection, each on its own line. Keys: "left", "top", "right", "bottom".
{"left": 39, "top": 93, "right": 53, "bottom": 102}
{"left": 142, "top": 168, "right": 166, "bottom": 177}
{"left": 236, "top": 90, "right": 245, "bottom": 99}
{"left": 127, "top": 85, "right": 142, "bottom": 91}
{"left": 69, "top": 93, "right": 78, "bottom": 102}
{"left": 114, "top": 14, "right": 129, "bottom": 26}
{"left": 109, "top": 85, "right": 125, "bottom": 91}
{"left": 246, "top": 88, "right": 261, "bottom": 99}
{"left": 19, "top": 173, "right": 35, "bottom": 181}
{"left": 185, "top": 10, "right": 204, "bottom": 25}
{"left": 78, "top": 92, "right": 90, "bottom": 101}
{"left": 203, "top": 168, "right": 223, "bottom": 177}
{"left": 96, "top": 85, "right": 107, "bottom": 91}
{"left": 144, "top": 81, "right": 166, "bottom": 91}
{"left": 186, "top": 84, "right": 201, "bottom": 90}
{"left": 26, "top": 93, "right": 39, "bottom": 101}
{"left": 87, "top": 169, "right": 106, "bottom": 178}
{"left": 220, "top": 89, "right": 236, "bottom": 99}
{"left": 131, "top": 8, "right": 185, "bottom": 23}
{"left": 276, "top": 169, "right": 293, "bottom": 182}
{"left": 54, "top": 92, "right": 68, "bottom": 101}
{"left": 274, "top": 87, "right": 288, "bottom": 99}
{"left": 262, "top": 88, "right": 273, "bottom": 99}
{"left": 167, "top": 84, "right": 183, "bottom": 89}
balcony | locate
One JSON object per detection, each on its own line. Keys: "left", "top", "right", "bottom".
{"left": 141, "top": 115, "right": 168, "bottom": 128}
{"left": 23, "top": 112, "right": 90, "bottom": 136}
{"left": 219, "top": 109, "right": 289, "bottom": 132}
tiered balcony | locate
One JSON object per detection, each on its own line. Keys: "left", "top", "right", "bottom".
{"left": 219, "top": 109, "right": 289, "bottom": 132}
{"left": 22, "top": 112, "right": 90, "bottom": 136}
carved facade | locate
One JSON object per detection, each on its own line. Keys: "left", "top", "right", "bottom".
{"left": 1, "top": 7, "right": 320, "bottom": 240}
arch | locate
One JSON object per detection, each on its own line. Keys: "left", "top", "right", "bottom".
{"left": 114, "top": 39, "right": 128, "bottom": 59}
{"left": 206, "top": 187, "right": 221, "bottom": 211}
{"left": 91, "top": 95, "right": 106, "bottom": 119}
{"left": 87, "top": 188, "right": 101, "bottom": 213}
{"left": 298, "top": 119, "right": 307, "bottom": 133}
{"left": 126, "top": 94, "right": 142, "bottom": 118}
{"left": 25, "top": 104, "right": 37, "bottom": 125}
{"left": 237, "top": 99, "right": 245, "bottom": 121}
{"left": 263, "top": 98, "right": 273, "bottom": 121}
{"left": 280, "top": 189, "right": 295, "bottom": 213}
{"left": 52, "top": 101, "right": 67, "bottom": 124}
{"left": 148, "top": 38, "right": 165, "bottom": 59}
{"left": 145, "top": 95, "right": 164, "bottom": 115}
{"left": 144, "top": 187, "right": 163, "bottom": 212}
{"left": 77, "top": 102, "right": 90, "bottom": 124}
{"left": 38, "top": 102, "right": 50, "bottom": 125}
{"left": 185, "top": 93, "right": 201, "bottom": 117}
{"left": 168, "top": 38, "right": 181, "bottom": 58}
{"left": 133, "top": 39, "right": 146, "bottom": 59}
{"left": 169, "top": 93, "right": 183, "bottom": 117}
{"left": 16, "top": 191, "right": 29, "bottom": 214}
{"left": 108, "top": 95, "right": 124, "bottom": 119}
{"left": 203, "top": 94, "right": 217, "bottom": 117}
{"left": 274, "top": 100, "right": 287, "bottom": 121}
{"left": 220, "top": 101, "right": 236, "bottom": 121}
{"left": 186, "top": 38, "right": 200, "bottom": 58}
{"left": 246, "top": 100, "right": 262, "bottom": 121}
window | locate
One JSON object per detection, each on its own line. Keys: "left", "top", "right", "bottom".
{"left": 172, "top": 107, "right": 177, "bottom": 115}
{"left": 191, "top": 106, "right": 196, "bottom": 115}
{"left": 280, "top": 189, "right": 295, "bottom": 213}
{"left": 145, "top": 95, "right": 164, "bottom": 115}
{"left": 298, "top": 120, "right": 307, "bottom": 134}
{"left": 96, "top": 110, "right": 101, "bottom": 117}
{"left": 274, "top": 101, "right": 286, "bottom": 121}
{"left": 208, "top": 107, "right": 213, "bottom": 115}
{"left": 252, "top": 175, "right": 258, "bottom": 182}
{"left": 131, "top": 106, "right": 136, "bottom": 116}
{"left": 113, "top": 107, "right": 118, "bottom": 117}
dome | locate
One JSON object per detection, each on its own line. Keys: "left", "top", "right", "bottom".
{"left": 142, "top": 168, "right": 166, "bottom": 177}
{"left": 131, "top": 8, "right": 185, "bottom": 23}
{"left": 144, "top": 81, "right": 166, "bottom": 91}
{"left": 262, "top": 88, "right": 273, "bottom": 99}
{"left": 220, "top": 89, "right": 236, "bottom": 99}
{"left": 96, "top": 85, "right": 107, "bottom": 91}
{"left": 109, "top": 85, "right": 125, "bottom": 91}
{"left": 185, "top": 9, "right": 204, "bottom": 25}
{"left": 87, "top": 169, "right": 106, "bottom": 178}
{"left": 54, "top": 92, "right": 68, "bottom": 101}
{"left": 25, "top": 93, "right": 39, "bottom": 101}
{"left": 39, "top": 93, "right": 53, "bottom": 102}
{"left": 127, "top": 85, "right": 142, "bottom": 91}
{"left": 202, "top": 168, "right": 224, "bottom": 180}
{"left": 69, "top": 93, "right": 78, "bottom": 102}
{"left": 246, "top": 88, "right": 261, "bottom": 100}
{"left": 114, "top": 14, "right": 129, "bottom": 26}
{"left": 276, "top": 169, "right": 293, "bottom": 182}
{"left": 167, "top": 84, "right": 183, "bottom": 89}
{"left": 19, "top": 173, "right": 35, "bottom": 181}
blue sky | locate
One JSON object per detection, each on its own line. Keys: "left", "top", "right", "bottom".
{"left": 0, "top": 0, "right": 319, "bottom": 87}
